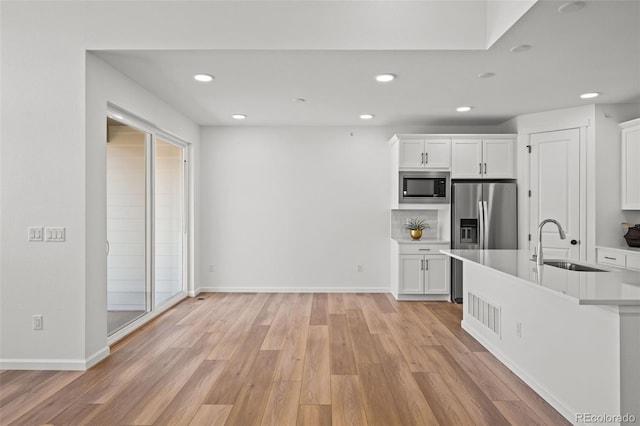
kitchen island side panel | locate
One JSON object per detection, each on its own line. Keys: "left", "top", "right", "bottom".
{"left": 461, "top": 261, "right": 620, "bottom": 423}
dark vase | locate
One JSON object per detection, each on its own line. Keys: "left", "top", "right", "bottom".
{"left": 624, "top": 224, "right": 640, "bottom": 247}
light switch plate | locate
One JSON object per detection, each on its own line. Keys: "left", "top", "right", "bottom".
{"left": 28, "top": 226, "right": 44, "bottom": 241}
{"left": 45, "top": 227, "right": 65, "bottom": 242}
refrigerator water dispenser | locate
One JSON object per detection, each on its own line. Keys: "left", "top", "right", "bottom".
{"left": 459, "top": 219, "right": 478, "bottom": 243}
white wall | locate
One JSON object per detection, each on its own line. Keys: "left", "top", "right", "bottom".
{"left": 199, "top": 126, "right": 391, "bottom": 292}
{"left": 1, "top": 1, "right": 89, "bottom": 369}
{"left": 0, "top": 2, "right": 200, "bottom": 367}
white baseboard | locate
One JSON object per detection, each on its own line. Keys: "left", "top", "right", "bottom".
{"left": 393, "top": 294, "right": 450, "bottom": 301}
{"left": 107, "top": 304, "right": 145, "bottom": 311}
{"left": 462, "top": 320, "right": 574, "bottom": 423}
{"left": 196, "top": 286, "right": 389, "bottom": 294}
{"left": 0, "top": 346, "right": 110, "bottom": 371}
{"left": 86, "top": 346, "right": 111, "bottom": 369}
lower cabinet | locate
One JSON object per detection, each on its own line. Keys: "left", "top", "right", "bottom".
{"left": 597, "top": 247, "right": 640, "bottom": 271}
{"left": 399, "top": 254, "right": 448, "bottom": 294}
{"left": 391, "top": 242, "right": 450, "bottom": 300}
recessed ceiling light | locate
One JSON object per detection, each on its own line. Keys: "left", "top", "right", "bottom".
{"left": 456, "top": 106, "right": 472, "bottom": 112}
{"left": 478, "top": 72, "right": 496, "bottom": 79}
{"left": 375, "top": 74, "right": 396, "bottom": 83}
{"left": 580, "top": 92, "right": 600, "bottom": 99}
{"left": 360, "top": 114, "right": 375, "bottom": 120}
{"left": 510, "top": 44, "right": 532, "bottom": 53}
{"left": 558, "top": 1, "right": 585, "bottom": 13}
{"left": 194, "top": 74, "right": 214, "bottom": 82}
{"left": 232, "top": 114, "right": 247, "bottom": 120}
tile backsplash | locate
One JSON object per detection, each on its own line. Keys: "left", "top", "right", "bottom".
{"left": 391, "top": 210, "right": 438, "bottom": 240}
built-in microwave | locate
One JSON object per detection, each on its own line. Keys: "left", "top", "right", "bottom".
{"left": 399, "top": 171, "right": 449, "bottom": 203}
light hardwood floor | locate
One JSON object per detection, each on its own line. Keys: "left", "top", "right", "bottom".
{"left": 0, "top": 293, "right": 570, "bottom": 425}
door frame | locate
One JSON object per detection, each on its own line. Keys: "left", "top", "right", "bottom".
{"left": 106, "top": 104, "right": 191, "bottom": 344}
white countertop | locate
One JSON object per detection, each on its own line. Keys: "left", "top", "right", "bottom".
{"left": 441, "top": 249, "right": 640, "bottom": 306}
{"left": 596, "top": 244, "right": 640, "bottom": 253}
{"left": 392, "top": 238, "right": 450, "bottom": 245}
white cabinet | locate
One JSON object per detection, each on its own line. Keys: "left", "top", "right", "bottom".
{"left": 398, "top": 254, "right": 448, "bottom": 294}
{"left": 620, "top": 118, "right": 640, "bottom": 209}
{"left": 451, "top": 137, "right": 515, "bottom": 179}
{"left": 398, "top": 138, "right": 450, "bottom": 169}
{"left": 596, "top": 247, "right": 640, "bottom": 271}
{"left": 393, "top": 243, "right": 450, "bottom": 298}
{"left": 596, "top": 248, "right": 626, "bottom": 268}
{"left": 398, "top": 255, "right": 424, "bottom": 293}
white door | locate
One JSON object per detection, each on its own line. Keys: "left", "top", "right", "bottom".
{"left": 483, "top": 139, "right": 515, "bottom": 179}
{"left": 529, "top": 129, "right": 580, "bottom": 260}
{"left": 451, "top": 139, "right": 482, "bottom": 178}
{"left": 399, "top": 255, "right": 424, "bottom": 294}
{"left": 399, "top": 140, "right": 425, "bottom": 168}
{"left": 621, "top": 124, "right": 640, "bottom": 209}
{"left": 424, "top": 255, "right": 449, "bottom": 294}
{"left": 424, "top": 139, "right": 451, "bottom": 169}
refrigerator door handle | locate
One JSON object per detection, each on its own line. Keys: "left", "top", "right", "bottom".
{"left": 478, "top": 201, "right": 485, "bottom": 249}
{"left": 483, "top": 201, "right": 489, "bottom": 248}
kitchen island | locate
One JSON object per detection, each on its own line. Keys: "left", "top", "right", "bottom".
{"left": 441, "top": 249, "right": 640, "bottom": 425}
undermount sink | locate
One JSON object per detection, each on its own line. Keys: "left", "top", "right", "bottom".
{"left": 543, "top": 260, "right": 608, "bottom": 272}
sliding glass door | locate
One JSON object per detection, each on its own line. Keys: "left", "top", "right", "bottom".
{"left": 106, "top": 113, "right": 188, "bottom": 336}
{"left": 154, "top": 139, "right": 186, "bottom": 307}
{"left": 106, "top": 119, "right": 150, "bottom": 334}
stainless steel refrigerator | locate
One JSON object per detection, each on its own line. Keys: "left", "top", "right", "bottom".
{"left": 450, "top": 181, "right": 517, "bottom": 303}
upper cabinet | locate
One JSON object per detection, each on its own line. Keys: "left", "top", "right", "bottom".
{"left": 397, "top": 137, "right": 451, "bottom": 169}
{"left": 621, "top": 118, "right": 640, "bottom": 210}
{"left": 451, "top": 137, "right": 516, "bottom": 179}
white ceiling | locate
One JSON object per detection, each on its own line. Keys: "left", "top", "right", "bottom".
{"left": 95, "top": 0, "right": 640, "bottom": 127}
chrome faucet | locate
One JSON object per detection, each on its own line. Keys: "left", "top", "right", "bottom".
{"left": 535, "top": 219, "right": 566, "bottom": 265}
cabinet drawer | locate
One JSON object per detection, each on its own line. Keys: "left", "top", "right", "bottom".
{"left": 597, "top": 250, "right": 626, "bottom": 268}
{"left": 399, "top": 244, "right": 447, "bottom": 255}
{"left": 626, "top": 254, "right": 640, "bottom": 271}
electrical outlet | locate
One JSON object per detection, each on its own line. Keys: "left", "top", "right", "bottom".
{"left": 28, "top": 226, "right": 44, "bottom": 242}
{"left": 45, "top": 227, "right": 65, "bottom": 242}
{"left": 356, "top": 264, "right": 363, "bottom": 272}
{"left": 33, "top": 315, "right": 43, "bottom": 330}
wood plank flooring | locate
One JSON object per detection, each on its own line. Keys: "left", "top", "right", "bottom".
{"left": 0, "top": 293, "right": 570, "bottom": 426}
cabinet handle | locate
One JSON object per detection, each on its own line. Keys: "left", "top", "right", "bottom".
{"left": 479, "top": 163, "right": 482, "bottom": 174}
{"left": 420, "top": 259, "right": 424, "bottom": 270}
{"left": 425, "top": 153, "right": 428, "bottom": 164}
{"left": 421, "top": 153, "right": 425, "bottom": 164}
{"left": 419, "top": 248, "right": 431, "bottom": 251}
{"left": 484, "top": 163, "right": 487, "bottom": 174}
{"left": 604, "top": 256, "right": 617, "bottom": 260}
{"left": 425, "top": 259, "right": 429, "bottom": 270}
